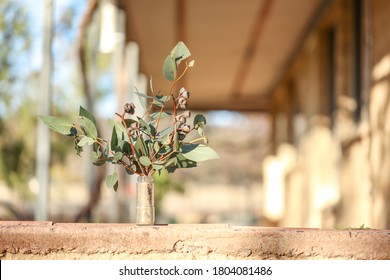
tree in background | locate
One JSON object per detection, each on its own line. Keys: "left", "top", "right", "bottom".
{"left": 0, "top": 0, "right": 83, "bottom": 219}
{"left": 0, "top": 0, "right": 34, "bottom": 195}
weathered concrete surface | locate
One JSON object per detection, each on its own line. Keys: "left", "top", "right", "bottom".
{"left": 0, "top": 221, "right": 389, "bottom": 259}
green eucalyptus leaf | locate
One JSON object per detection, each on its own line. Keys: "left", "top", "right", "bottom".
{"left": 152, "top": 163, "right": 164, "bottom": 171}
{"left": 124, "top": 118, "right": 138, "bottom": 128}
{"left": 171, "top": 41, "right": 191, "bottom": 67}
{"left": 114, "top": 151, "right": 123, "bottom": 162}
{"left": 79, "top": 106, "right": 97, "bottom": 126}
{"left": 134, "top": 87, "right": 150, "bottom": 111}
{"left": 109, "top": 119, "right": 130, "bottom": 143}
{"left": 106, "top": 171, "right": 119, "bottom": 191}
{"left": 74, "top": 137, "right": 83, "bottom": 156}
{"left": 103, "top": 142, "right": 110, "bottom": 157}
{"left": 157, "top": 145, "right": 172, "bottom": 156}
{"left": 77, "top": 136, "right": 95, "bottom": 147}
{"left": 137, "top": 117, "right": 156, "bottom": 136}
{"left": 150, "top": 111, "right": 172, "bottom": 120}
{"left": 137, "top": 117, "right": 150, "bottom": 133}
{"left": 139, "top": 156, "right": 151, "bottom": 167}
{"left": 153, "top": 141, "right": 160, "bottom": 154}
{"left": 176, "top": 153, "right": 197, "bottom": 168}
{"left": 92, "top": 149, "right": 109, "bottom": 166}
{"left": 163, "top": 54, "right": 175, "bottom": 81}
{"left": 165, "top": 154, "right": 197, "bottom": 173}
{"left": 147, "top": 140, "right": 153, "bottom": 156}
{"left": 93, "top": 158, "right": 109, "bottom": 166}
{"left": 134, "top": 88, "right": 153, "bottom": 100}
{"left": 193, "top": 114, "right": 207, "bottom": 128}
{"left": 39, "top": 116, "right": 76, "bottom": 136}
{"left": 134, "top": 138, "right": 146, "bottom": 157}
{"left": 92, "top": 142, "right": 100, "bottom": 154}
{"left": 91, "top": 150, "right": 100, "bottom": 161}
{"left": 181, "top": 144, "right": 219, "bottom": 162}
{"left": 197, "top": 126, "right": 205, "bottom": 137}
{"left": 166, "top": 165, "right": 177, "bottom": 173}
{"left": 165, "top": 157, "right": 178, "bottom": 167}
{"left": 161, "top": 134, "right": 170, "bottom": 145}
{"left": 110, "top": 126, "right": 118, "bottom": 150}
{"left": 158, "top": 126, "right": 173, "bottom": 138}
{"left": 92, "top": 145, "right": 102, "bottom": 158}
{"left": 153, "top": 95, "right": 171, "bottom": 107}
{"left": 79, "top": 116, "right": 98, "bottom": 139}
{"left": 149, "top": 123, "right": 156, "bottom": 136}
{"left": 162, "top": 42, "right": 191, "bottom": 81}
{"left": 122, "top": 141, "right": 131, "bottom": 154}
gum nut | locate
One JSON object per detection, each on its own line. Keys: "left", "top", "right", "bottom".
{"left": 176, "top": 115, "right": 186, "bottom": 123}
{"left": 124, "top": 102, "right": 136, "bottom": 114}
{"left": 181, "top": 91, "right": 190, "bottom": 99}
{"left": 182, "top": 110, "right": 191, "bottom": 118}
{"left": 179, "top": 103, "right": 188, "bottom": 109}
{"left": 179, "top": 134, "right": 186, "bottom": 141}
{"left": 177, "top": 124, "right": 186, "bottom": 132}
{"left": 181, "top": 124, "right": 191, "bottom": 133}
{"left": 179, "top": 87, "right": 186, "bottom": 94}
{"left": 178, "top": 97, "right": 186, "bottom": 105}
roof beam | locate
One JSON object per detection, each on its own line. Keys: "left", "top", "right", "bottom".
{"left": 162, "top": 95, "right": 272, "bottom": 112}
{"left": 230, "top": 0, "right": 273, "bottom": 98}
{"left": 176, "top": 0, "right": 186, "bottom": 42}
{"left": 266, "top": 0, "right": 332, "bottom": 98}
{"left": 175, "top": 0, "right": 187, "bottom": 89}
{"left": 191, "top": 97, "right": 272, "bottom": 112}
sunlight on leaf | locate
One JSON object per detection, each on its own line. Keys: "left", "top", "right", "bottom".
{"left": 163, "top": 54, "right": 175, "bottom": 81}
{"left": 79, "top": 116, "right": 98, "bottom": 139}
{"left": 181, "top": 144, "right": 219, "bottom": 162}
{"left": 77, "top": 136, "right": 95, "bottom": 147}
{"left": 106, "top": 171, "right": 119, "bottom": 191}
{"left": 79, "top": 106, "right": 97, "bottom": 126}
{"left": 140, "top": 156, "right": 151, "bottom": 167}
{"left": 39, "top": 116, "right": 76, "bottom": 136}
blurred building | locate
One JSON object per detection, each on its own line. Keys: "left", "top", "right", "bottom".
{"left": 3, "top": 0, "right": 384, "bottom": 227}
{"left": 102, "top": 0, "right": 389, "bottom": 228}
{"left": 260, "top": 0, "right": 390, "bottom": 229}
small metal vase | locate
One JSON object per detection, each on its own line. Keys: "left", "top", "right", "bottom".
{"left": 136, "top": 176, "right": 155, "bottom": 225}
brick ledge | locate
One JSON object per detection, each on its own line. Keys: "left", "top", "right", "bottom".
{"left": 1, "top": 221, "right": 389, "bottom": 259}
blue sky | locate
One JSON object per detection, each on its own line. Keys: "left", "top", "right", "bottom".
{"left": 0, "top": 0, "right": 89, "bottom": 117}
{"left": 26, "top": 0, "right": 86, "bottom": 71}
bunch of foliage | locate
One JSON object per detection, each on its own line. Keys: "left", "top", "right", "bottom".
{"left": 40, "top": 42, "right": 219, "bottom": 191}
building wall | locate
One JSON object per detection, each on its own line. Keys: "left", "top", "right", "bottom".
{"left": 265, "top": 0, "right": 390, "bottom": 229}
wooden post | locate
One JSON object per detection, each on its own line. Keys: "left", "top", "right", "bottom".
{"left": 35, "top": 0, "right": 53, "bottom": 221}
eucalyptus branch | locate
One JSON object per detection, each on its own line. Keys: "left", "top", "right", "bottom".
{"left": 153, "top": 105, "right": 166, "bottom": 133}
{"left": 118, "top": 159, "right": 139, "bottom": 175}
{"left": 117, "top": 111, "right": 146, "bottom": 176}
{"left": 130, "top": 136, "right": 147, "bottom": 176}
{"left": 40, "top": 41, "right": 219, "bottom": 192}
